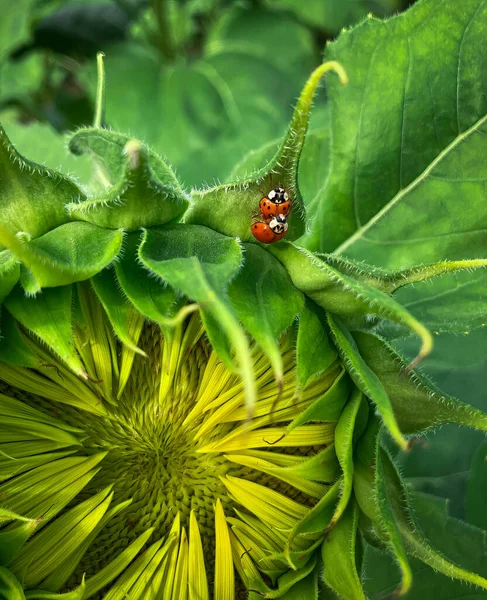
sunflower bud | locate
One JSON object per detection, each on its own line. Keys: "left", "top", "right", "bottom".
{"left": 0, "top": 59, "right": 487, "bottom": 600}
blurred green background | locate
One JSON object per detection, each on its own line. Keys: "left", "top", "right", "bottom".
{"left": 2, "top": 1, "right": 487, "bottom": 597}
{"left": 0, "top": 0, "right": 413, "bottom": 187}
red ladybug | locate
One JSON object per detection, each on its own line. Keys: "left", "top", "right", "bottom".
{"left": 259, "top": 186, "right": 291, "bottom": 221}
{"left": 250, "top": 215, "right": 288, "bottom": 244}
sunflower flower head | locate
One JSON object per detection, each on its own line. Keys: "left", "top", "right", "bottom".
{"left": 1, "top": 57, "right": 487, "bottom": 600}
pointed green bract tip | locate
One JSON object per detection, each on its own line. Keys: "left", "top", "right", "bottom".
{"left": 185, "top": 62, "right": 347, "bottom": 243}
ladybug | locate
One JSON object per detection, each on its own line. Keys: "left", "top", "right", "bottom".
{"left": 259, "top": 185, "right": 292, "bottom": 221}
{"left": 250, "top": 215, "right": 288, "bottom": 244}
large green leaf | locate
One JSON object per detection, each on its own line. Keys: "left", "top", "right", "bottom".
{"left": 364, "top": 492, "right": 487, "bottom": 599}
{"left": 0, "top": 119, "right": 91, "bottom": 183}
{"left": 0, "top": 1, "right": 34, "bottom": 57}
{"left": 270, "top": 0, "right": 402, "bottom": 34}
{"left": 466, "top": 441, "right": 487, "bottom": 530}
{"left": 315, "top": 0, "right": 487, "bottom": 260}
{"left": 81, "top": 6, "right": 316, "bottom": 187}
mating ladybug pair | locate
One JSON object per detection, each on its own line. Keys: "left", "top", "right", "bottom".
{"left": 250, "top": 185, "right": 291, "bottom": 244}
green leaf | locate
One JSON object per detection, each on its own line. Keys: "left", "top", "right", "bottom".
{"left": 365, "top": 492, "right": 487, "bottom": 599}
{"left": 0, "top": 223, "right": 123, "bottom": 294}
{"left": 67, "top": 139, "right": 188, "bottom": 230}
{"left": 271, "top": 0, "right": 401, "bottom": 34}
{"left": 139, "top": 224, "right": 257, "bottom": 412}
{"left": 80, "top": 7, "right": 316, "bottom": 187}
{"left": 467, "top": 441, "right": 487, "bottom": 530}
{"left": 228, "top": 243, "right": 304, "bottom": 393}
{"left": 354, "top": 330, "right": 487, "bottom": 435}
{"left": 321, "top": 500, "right": 365, "bottom": 600}
{"left": 377, "top": 447, "right": 487, "bottom": 593}
{"left": 185, "top": 61, "right": 347, "bottom": 242}
{"left": 0, "top": 1, "right": 34, "bottom": 56}
{"left": 327, "top": 314, "right": 408, "bottom": 450}
{"left": 0, "top": 120, "right": 91, "bottom": 184}
{"left": 388, "top": 269, "right": 487, "bottom": 336}
{"left": 317, "top": 0, "right": 487, "bottom": 258}
{"left": 4, "top": 285, "right": 86, "bottom": 378}
{"left": 0, "top": 125, "right": 82, "bottom": 251}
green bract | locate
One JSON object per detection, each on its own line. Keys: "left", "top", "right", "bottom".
{"left": 1, "top": 0, "right": 487, "bottom": 598}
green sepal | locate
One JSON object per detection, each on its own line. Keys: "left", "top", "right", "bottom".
{"left": 0, "top": 124, "right": 82, "bottom": 252}
{"left": 0, "top": 251, "right": 19, "bottom": 304}
{"left": 114, "top": 232, "right": 178, "bottom": 324}
{"left": 247, "top": 554, "right": 317, "bottom": 598}
{"left": 185, "top": 62, "right": 347, "bottom": 242}
{"left": 139, "top": 224, "right": 257, "bottom": 412}
{"left": 0, "top": 521, "right": 38, "bottom": 567}
{"left": 0, "top": 223, "right": 123, "bottom": 295}
{"left": 377, "top": 445, "right": 487, "bottom": 593}
{"left": 278, "top": 571, "right": 318, "bottom": 600}
{"left": 4, "top": 285, "right": 87, "bottom": 378}
{"left": 67, "top": 139, "right": 189, "bottom": 231}
{"left": 352, "top": 415, "right": 381, "bottom": 524}
{"left": 375, "top": 433, "right": 412, "bottom": 597}
{"left": 264, "top": 444, "right": 339, "bottom": 484}
{"left": 328, "top": 314, "right": 408, "bottom": 450}
{"left": 24, "top": 577, "right": 85, "bottom": 600}
{"left": 321, "top": 500, "right": 365, "bottom": 600}
{"left": 0, "top": 566, "right": 25, "bottom": 600}
{"left": 228, "top": 243, "right": 304, "bottom": 394}
{"left": 330, "top": 388, "right": 368, "bottom": 529}
{"left": 285, "top": 481, "right": 341, "bottom": 559}
{"left": 354, "top": 330, "right": 487, "bottom": 435}
{"left": 68, "top": 127, "right": 183, "bottom": 190}
{"left": 323, "top": 254, "right": 487, "bottom": 296}
{"left": 323, "top": 255, "right": 487, "bottom": 334}
{"left": 295, "top": 299, "right": 338, "bottom": 396}
{"left": 0, "top": 508, "right": 34, "bottom": 523}
{"left": 286, "top": 368, "right": 351, "bottom": 433}
{"left": 91, "top": 269, "right": 146, "bottom": 356}
{"left": 269, "top": 243, "right": 433, "bottom": 372}
{"left": 0, "top": 307, "right": 40, "bottom": 368}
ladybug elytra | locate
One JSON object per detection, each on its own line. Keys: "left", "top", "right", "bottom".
{"left": 250, "top": 215, "right": 288, "bottom": 244}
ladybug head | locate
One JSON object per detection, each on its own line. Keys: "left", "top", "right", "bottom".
{"left": 269, "top": 215, "right": 288, "bottom": 234}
